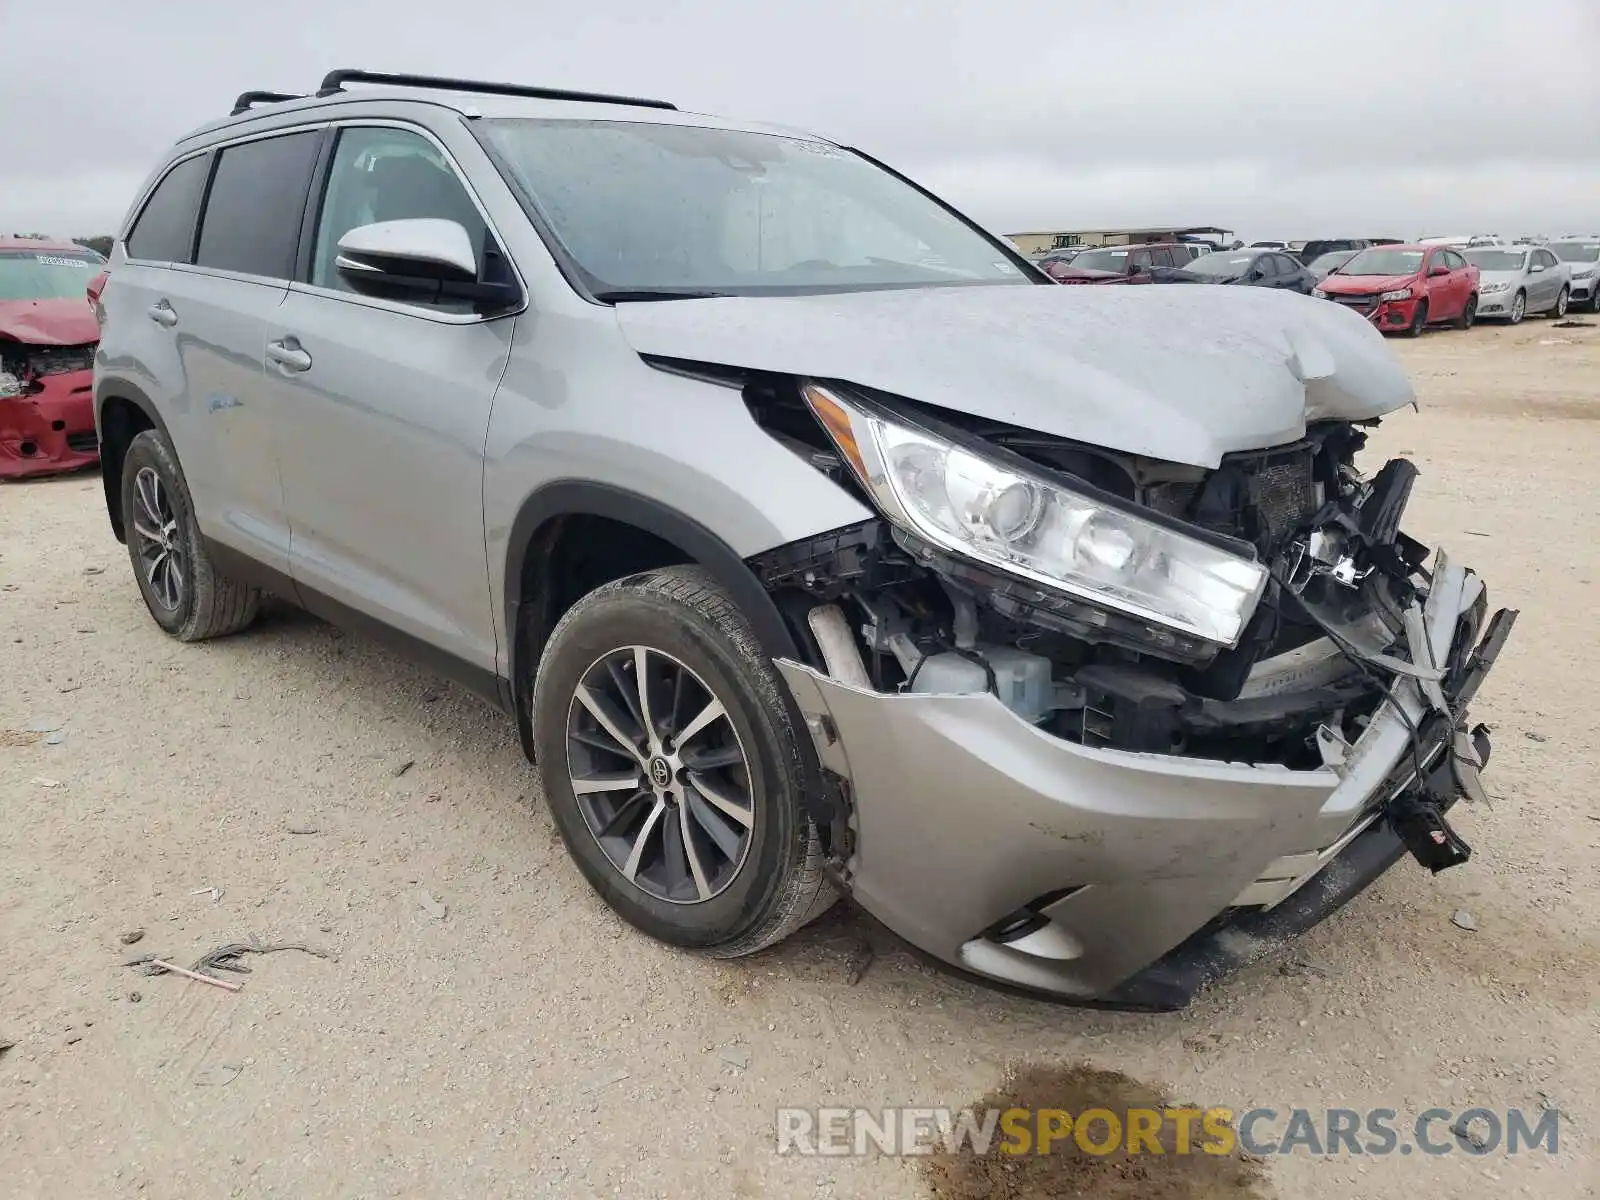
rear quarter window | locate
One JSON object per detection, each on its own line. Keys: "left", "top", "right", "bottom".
{"left": 125, "top": 154, "right": 212, "bottom": 263}
{"left": 195, "top": 130, "right": 322, "bottom": 279}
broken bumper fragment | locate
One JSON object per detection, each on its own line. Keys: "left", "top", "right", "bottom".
{"left": 0, "top": 368, "right": 98, "bottom": 479}
{"left": 777, "top": 553, "right": 1514, "bottom": 1010}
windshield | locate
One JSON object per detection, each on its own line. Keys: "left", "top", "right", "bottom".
{"left": 1551, "top": 241, "right": 1600, "bottom": 263}
{"left": 1309, "top": 251, "right": 1355, "bottom": 273}
{"left": 1187, "top": 252, "right": 1256, "bottom": 277}
{"left": 0, "top": 250, "right": 102, "bottom": 301}
{"left": 1464, "top": 249, "right": 1527, "bottom": 272}
{"left": 1340, "top": 248, "right": 1425, "bottom": 276}
{"left": 479, "top": 119, "right": 1030, "bottom": 298}
{"left": 1067, "top": 248, "right": 1132, "bottom": 272}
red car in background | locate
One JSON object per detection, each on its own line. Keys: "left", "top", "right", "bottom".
{"left": 0, "top": 238, "right": 104, "bottom": 479}
{"left": 1312, "top": 243, "right": 1479, "bottom": 335}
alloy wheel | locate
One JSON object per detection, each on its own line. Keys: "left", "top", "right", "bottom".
{"left": 565, "top": 645, "right": 755, "bottom": 904}
{"left": 131, "top": 466, "right": 185, "bottom": 611}
{"left": 1510, "top": 292, "right": 1525, "bottom": 323}
{"left": 1554, "top": 288, "right": 1569, "bottom": 318}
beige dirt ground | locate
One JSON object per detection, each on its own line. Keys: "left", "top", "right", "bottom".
{"left": 2, "top": 318, "right": 1597, "bottom": 1199}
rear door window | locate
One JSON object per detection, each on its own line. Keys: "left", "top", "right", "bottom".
{"left": 125, "top": 154, "right": 212, "bottom": 264}
{"left": 195, "top": 130, "right": 322, "bottom": 279}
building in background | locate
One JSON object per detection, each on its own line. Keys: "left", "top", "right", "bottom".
{"left": 1008, "top": 226, "right": 1235, "bottom": 256}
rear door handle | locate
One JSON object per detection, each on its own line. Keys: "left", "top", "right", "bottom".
{"left": 266, "top": 338, "right": 313, "bottom": 373}
{"left": 147, "top": 300, "right": 178, "bottom": 327}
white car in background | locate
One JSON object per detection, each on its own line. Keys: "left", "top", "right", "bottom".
{"left": 1550, "top": 237, "right": 1600, "bottom": 312}
{"left": 1461, "top": 244, "right": 1572, "bottom": 323}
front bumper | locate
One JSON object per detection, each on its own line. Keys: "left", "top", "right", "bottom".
{"left": 1476, "top": 288, "right": 1517, "bottom": 316}
{"left": 0, "top": 368, "right": 98, "bottom": 480}
{"left": 1568, "top": 276, "right": 1596, "bottom": 302}
{"left": 778, "top": 552, "right": 1515, "bottom": 1009}
{"left": 1324, "top": 293, "right": 1417, "bottom": 329}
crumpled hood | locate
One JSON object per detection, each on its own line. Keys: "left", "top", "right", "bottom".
{"left": 0, "top": 298, "right": 98, "bottom": 347}
{"left": 614, "top": 284, "right": 1416, "bottom": 468}
{"left": 1319, "top": 273, "right": 1414, "bottom": 295}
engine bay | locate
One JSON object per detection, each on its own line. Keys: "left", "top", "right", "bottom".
{"left": 743, "top": 373, "right": 1467, "bottom": 770}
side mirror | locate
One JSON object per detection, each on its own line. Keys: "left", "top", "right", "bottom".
{"left": 335, "top": 219, "right": 518, "bottom": 308}
{"left": 1530, "top": 262, "right": 1546, "bottom": 273}
{"left": 1127, "top": 262, "right": 1146, "bottom": 275}
{"left": 1429, "top": 264, "right": 1450, "bottom": 276}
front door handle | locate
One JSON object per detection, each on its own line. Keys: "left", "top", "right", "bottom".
{"left": 147, "top": 300, "right": 178, "bottom": 327}
{"left": 266, "top": 338, "right": 313, "bottom": 373}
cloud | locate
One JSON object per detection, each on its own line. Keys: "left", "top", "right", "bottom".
{"left": 2, "top": 0, "right": 1596, "bottom": 237}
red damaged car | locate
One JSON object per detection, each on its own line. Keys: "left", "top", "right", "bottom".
{"left": 1312, "top": 243, "right": 1479, "bottom": 336}
{"left": 0, "top": 238, "right": 104, "bottom": 479}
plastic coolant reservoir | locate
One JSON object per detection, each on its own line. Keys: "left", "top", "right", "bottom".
{"left": 906, "top": 646, "right": 1055, "bottom": 724}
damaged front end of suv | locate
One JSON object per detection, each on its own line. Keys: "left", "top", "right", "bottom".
{"left": 672, "top": 305, "right": 1517, "bottom": 1010}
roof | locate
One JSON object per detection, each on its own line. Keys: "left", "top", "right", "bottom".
{"left": 0, "top": 236, "right": 97, "bottom": 254}
{"left": 177, "top": 81, "right": 828, "bottom": 148}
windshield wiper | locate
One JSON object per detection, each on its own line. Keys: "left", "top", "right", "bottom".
{"left": 593, "top": 288, "right": 731, "bottom": 303}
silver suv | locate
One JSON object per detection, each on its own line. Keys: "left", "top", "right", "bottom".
{"left": 94, "top": 70, "right": 1516, "bottom": 1009}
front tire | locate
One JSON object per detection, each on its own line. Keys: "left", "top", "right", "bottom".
{"left": 1508, "top": 290, "right": 1526, "bottom": 324}
{"left": 1404, "top": 300, "right": 1429, "bottom": 337}
{"left": 532, "top": 565, "right": 834, "bottom": 957}
{"left": 120, "top": 429, "right": 260, "bottom": 641}
{"left": 1550, "top": 286, "right": 1569, "bottom": 319}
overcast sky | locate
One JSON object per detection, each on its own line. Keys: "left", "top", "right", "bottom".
{"left": 5, "top": 0, "right": 1598, "bottom": 242}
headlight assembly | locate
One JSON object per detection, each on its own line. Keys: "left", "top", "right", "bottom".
{"left": 802, "top": 383, "right": 1268, "bottom": 647}
{"left": 1379, "top": 288, "right": 1413, "bottom": 302}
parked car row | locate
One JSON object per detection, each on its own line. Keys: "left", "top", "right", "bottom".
{"left": 1041, "top": 236, "right": 1597, "bottom": 334}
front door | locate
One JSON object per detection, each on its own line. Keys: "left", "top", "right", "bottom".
{"left": 265, "top": 123, "right": 517, "bottom": 678}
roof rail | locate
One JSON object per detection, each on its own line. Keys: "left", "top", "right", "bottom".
{"left": 230, "top": 90, "right": 306, "bottom": 116}
{"left": 314, "top": 68, "right": 676, "bottom": 111}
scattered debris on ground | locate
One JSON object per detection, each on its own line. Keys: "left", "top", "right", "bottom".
{"left": 119, "top": 929, "right": 145, "bottom": 945}
{"left": 189, "top": 886, "right": 223, "bottom": 903}
{"left": 126, "top": 937, "right": 337, "bottom": 993}
{"left": 393, "top": 760, "right": 415, "bottom": 778}
{"left": 285, "top": 823, "right": 320, "bottom": 835}
{"left": 193, "top": 1064, "right": 242, "bottom": 1087}
{"left": 1451, "top": 910, "right": 1479, "bottom": 932}
{"left": 416, "top": 889, "right": 448, "bottom": 921}
{"left": 580, "top": 1067, "right": 630, "bottom": 1094}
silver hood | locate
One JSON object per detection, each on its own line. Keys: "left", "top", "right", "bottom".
{"left": 615, "top": 283, "right": 1416, "bottom": 468}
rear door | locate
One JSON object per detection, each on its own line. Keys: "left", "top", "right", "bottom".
{"left": 264, "top": 122, "right": 518, "bottom": 677}
{"left": 109, "top": 131, "right": 321, "bottom": 573}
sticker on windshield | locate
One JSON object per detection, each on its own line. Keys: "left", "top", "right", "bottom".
{"left": 34, "top": 255, "right": 93, "bottom": 268}
{"left": 784, "top": 139, "right": 845, "bottom": 158}
{"left": 993, "top": 261, "right": 1018, "bottom": 274}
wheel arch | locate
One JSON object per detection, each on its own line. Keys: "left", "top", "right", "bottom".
{"left": 503, "top": 481, "right": 802, "bottom": 763}
{"left": 94, "top": 380, "right": 171, "bottom": 543}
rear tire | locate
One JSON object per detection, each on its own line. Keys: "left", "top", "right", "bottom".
{"left": 531, "top": 565, "right": 834, "bottom": 958}
{"left": 1404, "top": 300, "right": 1429, "bottom": 337}
{"left": 1455, "top": 294, "right": 1477, "bottom": 330}
{"left": 120, "top": 429, "right": 260, "bottom": 642}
